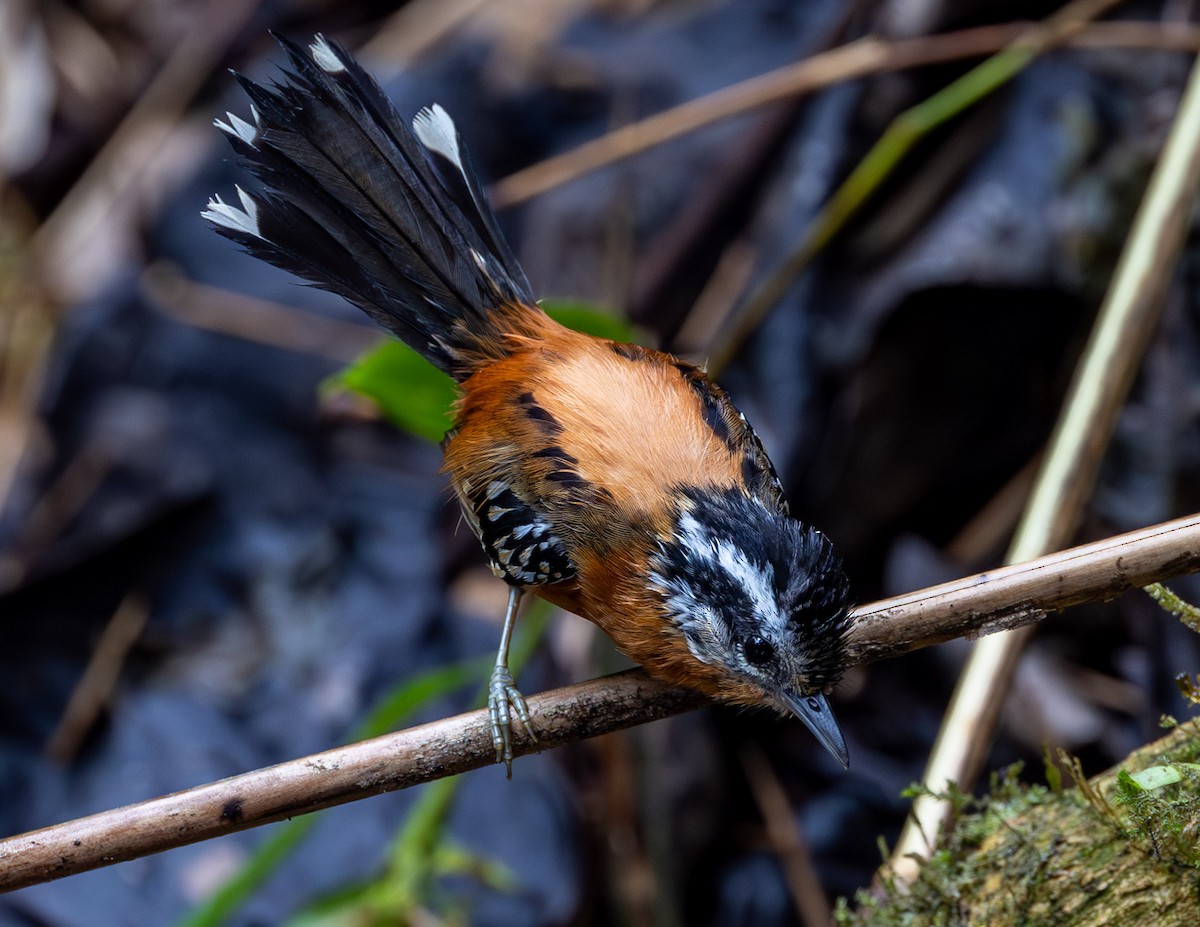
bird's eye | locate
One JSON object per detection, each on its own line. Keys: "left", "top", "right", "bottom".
{"left": 743, "top": 635, "right": 775, "bottom": 666}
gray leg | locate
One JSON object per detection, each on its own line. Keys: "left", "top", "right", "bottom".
{"left": 488, "top": 585, "right": 536, "bottom": 777}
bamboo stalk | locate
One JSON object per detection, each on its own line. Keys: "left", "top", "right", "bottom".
{"left": 891, "top": 43, "right": 1200, "bottom": 878}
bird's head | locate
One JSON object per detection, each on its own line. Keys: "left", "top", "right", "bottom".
{"left": 649, "top": 487, "right": 852, "bottom": 766}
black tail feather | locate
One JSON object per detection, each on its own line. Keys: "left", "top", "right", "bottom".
{"left": 204, "top": 34, "right": 540, "bottom": 379}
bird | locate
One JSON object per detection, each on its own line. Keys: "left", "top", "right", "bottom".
{"left": 204, "top": 34, "right": 853, "bottom": 776}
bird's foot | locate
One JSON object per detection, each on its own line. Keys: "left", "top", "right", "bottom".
{"left": 488, "top": 666, "right": 537, "bottom": 778}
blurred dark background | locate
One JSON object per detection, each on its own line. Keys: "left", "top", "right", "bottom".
{"left": 2, "top": 1, "right": 1199, "bottom": 924}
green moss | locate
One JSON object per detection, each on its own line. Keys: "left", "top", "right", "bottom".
{"left": 836, "top": 766, "right": 1048, "bottom": 927}
{"left": 836, "top": 727, "right": 1200, "bottom": 926}
{"left": 1114, "top": 765, "right": 1200, "bottom": 867}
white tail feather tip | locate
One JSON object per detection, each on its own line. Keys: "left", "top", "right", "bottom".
{"left": 202, "top": 186, "right": 261, "bottom": 238}
{"left": 215, "top": 111, "right": 258, "bottom": 146}
{"left": 310, "top": 35, "right": 346, "bottom": 73}
{"left": 412, "top": 104, "right": 463, "bottom": 171}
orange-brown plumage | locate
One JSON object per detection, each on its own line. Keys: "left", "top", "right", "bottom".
{"left": 207, "top": 35, "right": 853, "bottom": 774}
{"left": 443, "top": 310, "right": 765, "bottom": 701}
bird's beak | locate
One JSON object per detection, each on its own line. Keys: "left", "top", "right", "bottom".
{"left": 781, "top": 689, "right": 849, "bottom": 769}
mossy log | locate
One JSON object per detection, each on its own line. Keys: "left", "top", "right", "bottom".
{"left": 840, "top": 720, "right": 1200, "bottom": 926}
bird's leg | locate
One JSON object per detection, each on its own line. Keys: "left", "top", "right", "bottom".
{"left": 488, "top": 585, "right": 536, "bottom": 777}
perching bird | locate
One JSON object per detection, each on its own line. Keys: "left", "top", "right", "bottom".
{"left": 204, "top": 34, "right": 852, "bottom": 775}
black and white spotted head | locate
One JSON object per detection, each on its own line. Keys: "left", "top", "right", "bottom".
{"left": 650, "top": 487, "right": 852, "bottom": 766}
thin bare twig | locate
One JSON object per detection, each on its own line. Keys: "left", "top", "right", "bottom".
{"left": 0, "top": 439, "right": 114, "bottom": 594}
{"left": 1, "top": 512, "right": 1198, "bottom": 893}
{"left": 45, "top": 593, "right": 150, "bottom": 763}
{"left": 741, "top": 742, "right": 829, "bottom": 927}
{"left": 31, "top": 0, "right": 258, "bottom": 304}
{"left": 490, "top": 17, "right": 1200, "bottom": 209}
{"left": 359, "top": 0, "right": 492, "bottom": 63}
{"left": 708, "top": 0, "right": 1125, "bottom": 373}
{"left": 141, "top": 263, "right": 381, "bottom": 362}
{"left": 0, "top": 191, "right": 54, "bottom": 528}
{"left": 0, "top": 0, "right": 257, "bottom": 586}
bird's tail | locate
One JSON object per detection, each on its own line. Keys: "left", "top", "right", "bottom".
{"left": 203, "top": 34, "right": 547, "bottom": 381}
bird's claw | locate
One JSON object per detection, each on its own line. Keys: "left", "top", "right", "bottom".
{"left": 488, "top": 666, "right": 537, "bottom": 778}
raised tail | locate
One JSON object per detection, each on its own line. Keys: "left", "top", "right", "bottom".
{"left": 203, "top": 34, "right": 546, "bottom": 380}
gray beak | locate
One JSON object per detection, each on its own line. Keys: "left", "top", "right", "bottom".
{"left": 781, "top": 689, "right": 849, "bottom": 769}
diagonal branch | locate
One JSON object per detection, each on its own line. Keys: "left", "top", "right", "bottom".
{"left": 489, "top": 15, "right": 1200, "bottom": 209}
{"left": 1, "top": 513, "right": 1198, "bottom": 893}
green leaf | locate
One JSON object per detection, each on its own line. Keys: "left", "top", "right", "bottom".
{"left": 1115, "top": 768, "right": 1144, "bottom": 802}
{"left": 325, "top": 339, "right": 456, "bottom": 444}
{"left": 1127, "top": 763, "right": 1200, "bottom": 791}
{"left": 176, "top": 815, "right": 322, "bottom": 927}
{"left": 325, "top": 300, "right": 637, "bottom": 443}
{"left": 352, "top": 657, "right": 491, "bottom": 741}
{"left": 542, "top": 299, "right": 638, "bottom": 343}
